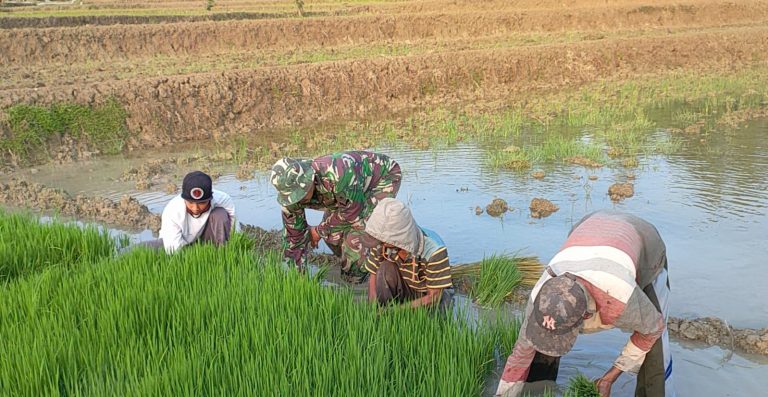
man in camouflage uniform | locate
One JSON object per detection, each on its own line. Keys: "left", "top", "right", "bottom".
{"left": 270, "top": 151, "right": 401, "bottom": 282}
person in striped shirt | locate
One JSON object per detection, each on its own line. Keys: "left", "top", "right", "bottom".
{"left": 361, "top": 198, "right": 452, "bottom": 309}
{"left": 495, "top": 210, "right": 674, "bottom": 397}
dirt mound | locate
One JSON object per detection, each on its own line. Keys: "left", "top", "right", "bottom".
{"left": 530, "top": 198, "right": 559, "bottom": 218}
{"left": 5, "top": 3, "right": 768, "bottom": 65}
{"left": 608, "top": 182, "right": 634, "bottom": 201}
{"left": 0, "top": 178, "right": 160, "bottom": 232}
{"left": 3, "top": 28, "right": 768, "bottom": 157}
{"left": 485, "top": 198, "right": 509, "bottom": 217}
{"left": 566, "top": 156, "right": 603, "bottom": 168}
{"left": 531, "top": 170, "right": 545, "bottom": 179}
{"left": 668, "top": 316, "right": 768, "bottom": 356}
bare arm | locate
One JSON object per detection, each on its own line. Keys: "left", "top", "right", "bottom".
{"left": 407, "top": 287, "right": 443, "bottom": 309}
{"left": 368, "top": 273, "right": 378, "bottom": 303}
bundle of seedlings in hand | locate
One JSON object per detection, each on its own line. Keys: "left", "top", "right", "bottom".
{"left": 564, "top": 374, "right": 600, "bottom": 397}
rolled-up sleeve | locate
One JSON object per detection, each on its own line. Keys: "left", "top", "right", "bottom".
{"left": 613, "top": 286, "right": 665, "bottom": 373}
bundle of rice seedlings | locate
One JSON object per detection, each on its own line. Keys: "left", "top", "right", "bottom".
{"left": 452, "top": 254, "right": 544, "bottom": 306}
{"left": 564, "top": 374, "right": 600, "bottom": 397}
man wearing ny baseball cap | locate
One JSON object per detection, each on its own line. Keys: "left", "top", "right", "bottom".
{"left": 496, "top": 210, "right": 674, "bottom": 397}
{"left": 146, "top": 171, "right": 235, "bottom": 254}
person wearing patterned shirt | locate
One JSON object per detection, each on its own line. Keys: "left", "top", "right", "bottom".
{"left": 270, "top": 151, "right": 401, "bottom": 282}
{"left": 361, "top": 198, "right": 452, "bottom": 309}
{"left": 495, "top": 210, "right": 674, "bottom": 397}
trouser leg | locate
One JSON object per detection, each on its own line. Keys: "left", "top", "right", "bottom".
{"left": 636, "top": 264, "right": 675, "bottom": 397}
{"left": 200, "top": 207, "right": 231, "bottom": 246}
{"left": 130, "top": 238, "right": 165, "bottom": 254}
{"left": 375, "top": 260, "right": 414, "bottom": 305}
{"left": 525, "top": 352, "right": 560, "bottom": 382}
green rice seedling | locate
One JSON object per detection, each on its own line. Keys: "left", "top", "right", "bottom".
{"left": 452, "top": 254, "right": 543, "bottom": 307}
{"left": 0, "top": 211, "right": 117, "bottom": 283}
{"left": 486, "top": 310, "right": 521, "bottom": 359}
{"left": 0, "top": 227, "right": 515, "bottom": 396}
{"left": 487, "top": 149, "right": 533, "bottom": 170}
{"left": 526, "top": 136, "right": 605, "bottom": 165}
{"left": 453, "top": 256, "right": 543, "bottom": 289}
{"left": 564, "top": 374, "right": 600, "bottom": 397}
{"left": 474, "top": 254, "right": 523, "bottom": 307}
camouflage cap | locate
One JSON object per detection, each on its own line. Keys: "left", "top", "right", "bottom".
{"left": 270, "top": 157, "right": 316, "bottom": 206}
{"left": 526, "top": 275, "right": 587, "bottom": 357}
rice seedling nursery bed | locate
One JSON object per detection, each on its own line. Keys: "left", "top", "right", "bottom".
{"left": 0, "top": 212, "right": 519, "bottom": 396}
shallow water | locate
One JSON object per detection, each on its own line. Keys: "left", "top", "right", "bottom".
{"left": 11, "top": 119, "right": 768, "bottom": 396}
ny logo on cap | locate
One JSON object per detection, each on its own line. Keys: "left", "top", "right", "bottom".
{"left": 190, "top": 187, "right": 205, "bottom": 200}
{"left": 542, "top": 315, "right": 556, "bottom": 330}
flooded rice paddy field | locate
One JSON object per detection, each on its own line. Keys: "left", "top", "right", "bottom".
{"left": 3, "top": 0, "right": 768, "bottom": 394}
{"left": 14, "top": 117, "right": 768, "bottom": 396}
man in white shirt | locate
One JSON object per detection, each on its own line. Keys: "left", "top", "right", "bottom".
{"left": 145, "top": 171, "right": 236, "bottom": 254}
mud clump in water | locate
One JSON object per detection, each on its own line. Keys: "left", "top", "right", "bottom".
{"left": 668, "top": 316, "right": 768, "bottom": 356}
{"left": 122, "top": 160, "right": 167, "bottom": 190}
{"left": 239, "top": 222, "right": 343, "bottom": 271}
{"left": 239, "top": 223, "right": 283, "bottom": 251}
{"left": 531, "top": 170, "right": 545, "bottom": 179}
{"left": 608, "top": 182, "right": 634, "bottom": 201}
{"left": 235, "top": 162, "right": 259, "bottom": 180}
{"left": 566, "top": 156, "right": 603, "bottom": 168}
{"left": 0, "top": 178, "right": 160, "bottom": 232}
{"left": 588, "top": 175, "right": 598, "bottom": 181}
{"left": 485, "top": 198, "right": 509, "bottom": 217}
{"left": 474, "top": 206, "right": 483, "bottom": 215}
{"left": 530, "top": 198, "right": 559, "bottom": 218}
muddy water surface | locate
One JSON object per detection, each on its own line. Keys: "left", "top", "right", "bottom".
{"left": 13, "top": 119, "right": 768, "bottom": 396}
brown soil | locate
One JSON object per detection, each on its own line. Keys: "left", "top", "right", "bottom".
{"left": 531, "top": 170, "right": 545, "bottom": 179}
{"left": 588, "top": 175, "right": 598, "bottom": 180}
{"left": 608, "top": 182, "right": 634, "bottom": 201}
{"left": 4, "top": 2, "right": 768, "bottom": 65}
{"left": 566, "top": 156, "right": 603, "bottom": 168}
{"left": 0, "top": 12, "right": 325, "bottom": 29}
{"left": 530, "top": 198, "right": 559, "bottom": 218}
{"left": 4, "top": 27, "right": 768, "bottom": 156}
{"left": 0, "top": 178, "right": 160, "bottom": 231}
{"left": 485, "top": 198, "right": 509, "bottom": 217}
{"left": 474, "top": 206, "right": 484, "bottom": 215}
{"left": 607, "top": 147, "right": 625, "bottom": 158}
{"left": 668, "top": 316, "right": 768, "bottom": 356}
{"left": 621, "top": 157, "right": 639, "bottom": 168}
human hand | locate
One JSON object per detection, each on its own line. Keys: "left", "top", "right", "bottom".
{"left": 595, "top": 377, "right": 613, "bottom": 397}
{"left": 494, "top": 380, "right": 523, "bottom": 397}
{"left": 309, "top": 226, "right": 321, "bottom": 248}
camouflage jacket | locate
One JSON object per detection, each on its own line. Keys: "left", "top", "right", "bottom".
{"left": 281, "top": 151, "right": 399, "bottom": 265}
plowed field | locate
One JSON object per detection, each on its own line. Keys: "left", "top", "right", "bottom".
{"left": 2, "top": 0, "right": 768, "bottom": 156}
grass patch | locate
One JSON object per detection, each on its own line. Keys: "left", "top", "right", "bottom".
{"left": 1, "top": 98, "right": 128, "bottom": 165}
{"left": 0, "top": 211, "right": 120, "bottom": 284}
{"left": 0, "top": 215, "right": 521, "bottom": 395}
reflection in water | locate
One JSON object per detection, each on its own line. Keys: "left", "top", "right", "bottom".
{"left": 669, "top": 119, "right": 768, "bottom": 220}
{"left": 9, "top": 119, "right": 768, "bottom": 397}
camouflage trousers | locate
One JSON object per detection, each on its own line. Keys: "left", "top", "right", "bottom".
{"left": 322, "top": 163, "right": 401, "bottom": 283}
